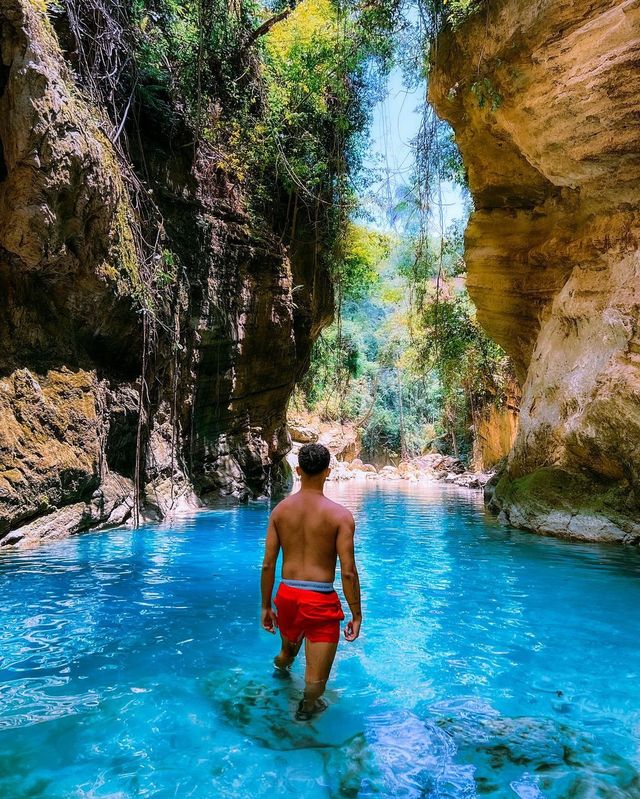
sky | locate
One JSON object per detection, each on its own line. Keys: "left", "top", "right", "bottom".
{"left": 362, "top": 68, "right": 466, "bottom": 236}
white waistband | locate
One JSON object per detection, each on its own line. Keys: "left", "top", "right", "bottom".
{"left": 281, "top": 578, "right": 334, "bottom": 593}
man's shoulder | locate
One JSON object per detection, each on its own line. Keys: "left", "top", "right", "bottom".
{"left": 271, "top": 495, "right": 293, "bottom": 517}
{"left": 323, "top": 497, "right": 354, "bottom": 524}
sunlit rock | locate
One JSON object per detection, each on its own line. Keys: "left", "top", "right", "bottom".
{"left": 430, "top": 0, "right": 640, "bottom": 541}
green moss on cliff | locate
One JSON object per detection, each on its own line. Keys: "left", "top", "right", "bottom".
{"left": 105, "top": 195, "right": 144, "bottom": 301}
{"left": 496, "top": 467, "right": 632, "bottom": 518}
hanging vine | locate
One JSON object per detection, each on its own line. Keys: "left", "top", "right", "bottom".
{"left": 50, "top": 0, "right": 186, "bottom": 523}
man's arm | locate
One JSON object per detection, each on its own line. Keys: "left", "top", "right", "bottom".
{"left": 260, "top": 512, "right": 280, "bottom": 634}
{"left": 336, "top": 510, "right": 362, "bottom": 642}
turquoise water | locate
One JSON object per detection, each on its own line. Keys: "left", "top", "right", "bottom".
{"left": 2, "top": 482, "right": 640, "bottom": 798}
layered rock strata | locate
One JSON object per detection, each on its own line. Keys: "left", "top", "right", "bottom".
{"left": 430, "top": 0, "right": 640, "bottom": 541}
{"left": 0, "top": 0, "right": 331, "bottom": 548}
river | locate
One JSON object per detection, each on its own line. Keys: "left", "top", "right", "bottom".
{"left": 1, "top": 482, "right": 639, "bottom": 797}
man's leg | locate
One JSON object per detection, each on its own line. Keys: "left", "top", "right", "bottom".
{"left": 274, "top": 633, "right": 303, "bottom": 671}
{"left": 299, "top": 639, "right": 338, "bottom": 716}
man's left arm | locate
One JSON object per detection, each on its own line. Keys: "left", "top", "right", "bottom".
{"left": 260, "top": 512, "right": 280, "bottom": 633}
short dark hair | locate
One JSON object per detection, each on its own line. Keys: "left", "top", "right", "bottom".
{"left": 298, "top": 443, "right": 331, "bottom": 476}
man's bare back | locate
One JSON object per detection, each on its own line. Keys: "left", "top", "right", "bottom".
{"left": 260, "top": 443, "right": 362, "bottom": 720}
{"left": 273, "top": 490, "right": 350, "bottom": 583}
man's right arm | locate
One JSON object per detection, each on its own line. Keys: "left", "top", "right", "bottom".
{"left": 260, "top": 512, "right": 280, "bottom": 634}
{"left": 336, "top": 510, "right": 361, "bottom": 642}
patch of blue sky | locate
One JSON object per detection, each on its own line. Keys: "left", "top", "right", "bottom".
{"left": 360, "top": 68, "right": 466, "bottom": 236}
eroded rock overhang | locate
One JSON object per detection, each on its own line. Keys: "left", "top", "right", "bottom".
{"left": 429, "top": 0, "right": 640, "bottom": 542}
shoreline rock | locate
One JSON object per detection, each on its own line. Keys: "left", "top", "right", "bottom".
{"left": 286, "top": 447, "right": 496, "bottom": 490}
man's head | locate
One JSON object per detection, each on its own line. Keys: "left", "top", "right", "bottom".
{"left": 297, "top": 443, "right": 331, "bottom": 480}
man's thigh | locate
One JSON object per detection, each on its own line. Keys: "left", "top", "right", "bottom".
{"left": 304, "top": 639, "right": 338, "bottom": 683}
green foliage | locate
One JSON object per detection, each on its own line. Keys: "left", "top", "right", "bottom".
{"left": 437, "top": 123, "right": 467, "bottom": 186}
{"left": 299, "top": 218, "right": 513, "bottom": 463}
{"left": 470, "top": 76, "right": 502, "bottom": 111}
{"left": 403, "top": 228, "right": 513, "bottom": 458}
{"left": 127, "top": 0, "right": 398, "bottom": 292}
{"left": 297, "top": 233, "right": 436, "bottom": 461}
{"left": 74, "top": 0, "right": 508, "bottom": 466}
{"left": 441, "top": 0, "right": 483, "bottom": 29}
{"left": 131, "top": 0, "right": 260, "bottom": 127}
{"left": 336, "top": 224, "right": 390, "bottom": 301}
{"left": 258, "top": 0, "right": 398, "bottom": 230}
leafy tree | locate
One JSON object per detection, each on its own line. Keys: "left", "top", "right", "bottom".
{"left": 298, "top": 218, "right": 513, "bottom": 464}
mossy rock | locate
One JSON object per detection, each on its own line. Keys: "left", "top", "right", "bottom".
{"left": 494, "top": 467, "right": 639, "bottom": 543}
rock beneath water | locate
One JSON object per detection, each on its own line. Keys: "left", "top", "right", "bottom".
{"left": 362, "top": 709, "right": 475, "bottom": 796}
{"left": 429, "top": 698, "right": 640, "bottom": 798}
{"left": 203, "top": 668, "right": 364, "bottom": 751}
{"left": 205, "top": 672, "right": 477, "bottom": 796}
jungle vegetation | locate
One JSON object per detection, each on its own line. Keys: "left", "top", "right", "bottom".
{"left": 294, "top": 217, "right": 514, "bottom": 463}
{"left": 49, "top": 0, "right": 508, "bottom": 464}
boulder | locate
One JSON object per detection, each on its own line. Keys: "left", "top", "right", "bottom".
{"left": 288, "top": 424, "right": 318, "bottom": 444}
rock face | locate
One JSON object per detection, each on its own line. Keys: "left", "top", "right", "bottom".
{"left": 430, "top": 0, "right": 640, "bottom": 541}
{"left": 0, "top": 0, "right": 331, "bottom": 548}
{"left": 472, "top": 399, "right": 519, "bottom": 472}
{"left": 0, "top": 1, "right": 142, "bottom": 545}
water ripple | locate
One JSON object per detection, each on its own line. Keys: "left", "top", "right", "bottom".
{"left": 1, "top": 484, "right": 640, "bottom": 797}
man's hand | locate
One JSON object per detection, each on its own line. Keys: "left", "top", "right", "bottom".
{"left": 344, "top": 616, "right": 361, "bottom": 642}
{"left": 261, "top": 606, "right": 278, "bottom": 634}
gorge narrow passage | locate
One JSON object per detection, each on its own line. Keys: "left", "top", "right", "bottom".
{"left": 1, "top": 0, "right": 639, "bottom": 795}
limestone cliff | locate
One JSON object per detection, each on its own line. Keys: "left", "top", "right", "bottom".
{"left": 430, "top": 0, "right": 640, "bottom": 542}
{"left": 0, "top": 0, "right": 331, "bottom": 547}
{"left": 472, "top": 399, "right": 519, "bottom": 473}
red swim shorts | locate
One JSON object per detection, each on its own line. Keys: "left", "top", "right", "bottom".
{"left": 274, "top": 583, "right": 345, "bottom": 644}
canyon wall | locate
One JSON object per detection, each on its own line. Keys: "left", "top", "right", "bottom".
{"left": 430, "top": 0, "right": 640, "bottom": 542}
{"left": 472, "top": 401, "right": 519, "bottom": 473}
{"left": 0, "top": 0, "right": 331, "bottom": 548}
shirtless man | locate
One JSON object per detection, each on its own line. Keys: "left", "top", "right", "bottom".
{"left": 260, "top": 443, "right": 362, "bottom": 720}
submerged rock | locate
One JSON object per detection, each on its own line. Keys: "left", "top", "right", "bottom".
{"left": 430, "top": 699, "right": 640, "bottom": 798}
{"left": 205, "top": 672, "right": 477, "bottom": 797}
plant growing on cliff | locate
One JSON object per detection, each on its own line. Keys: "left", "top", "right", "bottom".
{"left": 399, "top": 220, "right": 514, "bottom": 458}
{"left": 470, "top": 76, "right": 502, "bottom": 111}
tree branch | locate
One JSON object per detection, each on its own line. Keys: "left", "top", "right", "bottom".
{"left": 247, "top": 9, "right": 293, "bottom": 45}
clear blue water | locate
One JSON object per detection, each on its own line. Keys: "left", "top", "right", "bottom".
{"left": 2, "top": 482, "right": 640, "bottom": 799}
